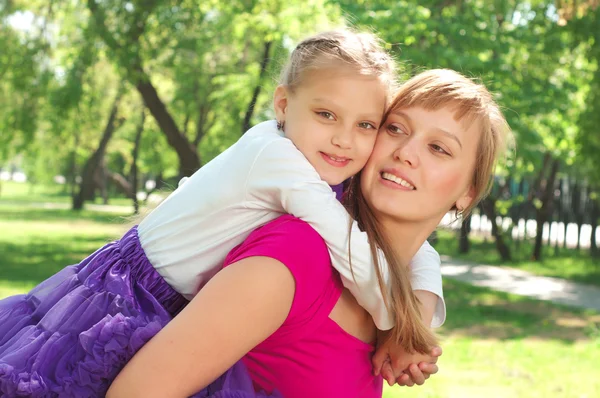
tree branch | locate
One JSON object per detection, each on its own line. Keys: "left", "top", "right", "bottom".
{"left": 242, "top": 40, "right": 272, "bottom": 133}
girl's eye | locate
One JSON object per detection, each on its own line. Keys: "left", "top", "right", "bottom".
{"left": 317, "top": 111, "right": 335, "bottom": 120}
{"left": 430, "top": 144, "right": 450, "bottom": 156}
{"left": 358, "top": 122, "right": 377, "bottom": 130}
{"left": 386, "top": 124, "right": 407, "bottom": 135}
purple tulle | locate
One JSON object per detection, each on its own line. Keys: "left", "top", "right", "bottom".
{"left": 0, "top": 226, "right": 280, "bottom": 398}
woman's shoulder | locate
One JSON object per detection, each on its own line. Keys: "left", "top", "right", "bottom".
{"left": 254, "top": 214, "right": 324, "bottom": 239}
{"left": 224, "top": 215, "right": 339, "bottom": 312}
{"left": 226, "top": 215, "right": 329, "bottom": 267}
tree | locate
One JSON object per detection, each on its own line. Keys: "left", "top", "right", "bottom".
{"left": 73, "top": 84, "right": 125, "bottom": 210}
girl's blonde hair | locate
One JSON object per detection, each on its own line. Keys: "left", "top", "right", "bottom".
{"left": 346, "top": 69, "right": 512, "bottom": 353}
{"left": 279, "top": 29, "right": 397, "bottom": 95}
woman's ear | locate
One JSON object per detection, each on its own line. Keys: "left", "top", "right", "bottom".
{"left": 273, "top": 85, "right": 289, "bottom": 124}
{"left": 455, "top": 185, "right": 476, "bottom": 212}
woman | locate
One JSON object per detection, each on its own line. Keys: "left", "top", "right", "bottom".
{"left": 107, "top": 69, "right": 511, "bottom": 398}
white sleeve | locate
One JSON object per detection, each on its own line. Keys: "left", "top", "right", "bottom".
{"left": 409, "top": 240, "right": 446, "bottom": 328}
{"left": 244, "top": 136, "right": 395, "bottom": 330}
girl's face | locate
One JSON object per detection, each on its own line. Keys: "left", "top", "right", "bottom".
{"left": 274, "top": 68, "right": 388, "bottom": 185}
{"left": 361, "top": 105, "right": 481, "bottom": 224}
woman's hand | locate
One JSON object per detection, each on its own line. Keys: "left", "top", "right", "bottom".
{"left": 382, "top": 346, "right": 442, "bottom": 387}
{"left": 372, "top": 289, "right": 442, "bottom": 386}
{"left": 373, "top": 338, "right": 442, "bottom": 387}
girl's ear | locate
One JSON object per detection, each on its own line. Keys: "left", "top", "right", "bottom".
{"left": 273, "top": 85, "right": 289, "bottom": 124}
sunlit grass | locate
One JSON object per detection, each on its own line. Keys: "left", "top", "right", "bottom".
{"left": 0, "top": 180, "right": 133, "bottom": 206}
{"left": 0, "top": 204, "right": 127, "bottom": 298}
{"left": 384, "top": 279, "right": 600, "bottom": 398}
{"left": 1, "top": 185, "right": 599, "bottom": 397}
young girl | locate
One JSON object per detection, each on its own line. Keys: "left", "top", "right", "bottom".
{"left": 0, "top": 30, "right": 443, "bottom": 396}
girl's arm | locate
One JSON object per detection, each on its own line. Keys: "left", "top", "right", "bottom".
{"left": 106, "top": 256, "right": 295, "bottom": 398}
{"left": 372, "top": 290, "right": 442, "bottom": 386}
{"left": 245, "top": 135, "right": 394, "bottom": 330}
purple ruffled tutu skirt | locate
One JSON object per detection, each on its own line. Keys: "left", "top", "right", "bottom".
{"left": 0, "top": 226, "right": 280, "bottom": 398}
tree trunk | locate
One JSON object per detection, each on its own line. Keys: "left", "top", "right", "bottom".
{"left": 130, "top": 110, "right": 145, "bottom": 214}
{"left": 481, "top": 197, "right": 512, "bottom": 261}
{"left": 553, "top": 222, "right": 561, "bottom": 256}
{"left": 68, "top": 133, "right": 80, "bottom": 199}
{"left": 591, "top": 198, "right": 599, "bottom": 258}
{"left": 73, "top": 89, "right": 123, "bottom": 210}
{"left": 459, "top": 213, "right": 472, "bottom": 253}
{"left": 529, "top": 153, "right": 551, "bottom": 203}
{"left": 87, "top": 0, "right": 199, "bottom": 177}
{"left": 136, "top": 75, "right": 200, "bottom": 177}
{"left": 532, "top": 158, "right": 560, "bottom": 261}
{"left": 572, "top": 182, "right": 584, "bottom": 250}
{"left": 143, "top": 172, "right": 164, "bottom": 203}
{"left": 515, "top": 217, "right": 522, "bottom": 251}
{"left": 98, "top": 159, "right": 109, "bottom": 205}
{"left": 242, "top": 41, "right": 272, "bottom": 134}
{"left": 107, "top": 171, "right": 133, "bottom": 197}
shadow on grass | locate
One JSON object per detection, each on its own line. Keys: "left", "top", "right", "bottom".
{"left": 0, "top": 206, "right": 132, "bottom": 224}
{"left": 0, "top": 235, "right": 118, "bottom": 285}
{"left": 442, "top": 279, "right": 600, "bottom": 344}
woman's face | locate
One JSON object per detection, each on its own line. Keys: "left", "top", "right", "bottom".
{"left": 360, "top": 105, "right": 481, "bottom": 224}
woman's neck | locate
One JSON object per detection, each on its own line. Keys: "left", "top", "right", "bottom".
{"left": 378, "top": 215, "right": 440, "bottom": 266}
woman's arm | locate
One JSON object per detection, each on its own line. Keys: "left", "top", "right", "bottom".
{"left": 107, "top": 256, "right": 295, "bottom": 398}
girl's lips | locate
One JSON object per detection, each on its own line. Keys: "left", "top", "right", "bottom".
{"left": 320, "top": 152, "right": 351, "bottom": 167}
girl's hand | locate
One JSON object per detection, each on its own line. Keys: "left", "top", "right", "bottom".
{"left": 375, "top": 344, "right": 442, "bottom": 386}
{"left": 395, "top": 358, "right": 440, "bottom": 387}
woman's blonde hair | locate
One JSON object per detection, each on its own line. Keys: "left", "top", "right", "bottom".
{"left": 346, "top": 69, "right": 512, "bottom": 353}
{"left": 279, "top": 29, "right": 396, "bottom": 95}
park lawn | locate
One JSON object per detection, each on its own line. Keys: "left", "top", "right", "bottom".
{"left": 384, "top": 279, "right": 600, "bottom": 398}
{"left": 435, "top": 229, "right": 600, "bottom": 288}
{"left": 0, "top": 180, "right": 133, "bottom": 206}
{"left": 0, "top": 202, "right": 129, "bottom": 298}
{"left": 1, "top": 198, "right": 599, "bottom": 397}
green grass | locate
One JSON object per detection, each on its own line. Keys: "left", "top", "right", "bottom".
{"left": 0, "top": 203, "right": 129, "bottom": 298}
{"left": 0, "top": 181, "right": 152, "bottom": 297}
{"left": 435, "top": 229, "right": 600, "bottom": 288}
{"left": 0, "top": 180, "right": 69, "bottom": 203}
{"left": 383, "top": 279, "right": 600, "bottom": 398}
{"left": 0, "top": 180, "right": 133, "bottom": 206}
{"left": 1, "top": 187, "right": 599, "bottom": 397}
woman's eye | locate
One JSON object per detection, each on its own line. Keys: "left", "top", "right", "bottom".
{"left": 387, "top": 124, "right": 407, "bottom": 135}
{"left": 358, "top": 122, "right": 377, "bottom": 130}
{"left": 430, "top": 144, "right": 450, "bottom": 155}
{"left": 317, "top": 111, "right": 335, "bottom": 120}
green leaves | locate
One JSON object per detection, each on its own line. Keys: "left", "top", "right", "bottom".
{"left": 2, "top": 0, "right": 599, "bottom": 191}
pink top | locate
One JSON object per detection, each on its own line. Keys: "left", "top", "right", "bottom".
{"left": 223, "top": 215, "right": 383, "bottom": 398}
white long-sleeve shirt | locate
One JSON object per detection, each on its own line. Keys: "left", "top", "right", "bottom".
{"left": 138, "top": 120, "right": 446, "bottom": 330}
